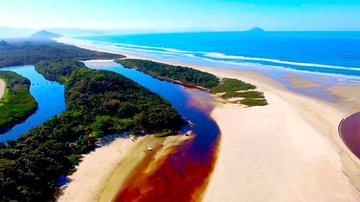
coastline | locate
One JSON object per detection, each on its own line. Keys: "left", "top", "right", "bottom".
{"left": 57, "top": 38, "right": 360, "bottom": 201}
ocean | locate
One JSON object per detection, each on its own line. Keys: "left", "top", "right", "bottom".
{"left": 78, "top": 31, "right": 360, "bottom": 100}
{"left": 80, "top": 31, "right": 360, "bottom": 77}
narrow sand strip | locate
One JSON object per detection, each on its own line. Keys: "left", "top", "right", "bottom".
{"left": 0, "top": 79, "right": 5, "bottom": 100}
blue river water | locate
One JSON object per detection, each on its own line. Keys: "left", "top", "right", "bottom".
{"left": 0, "top": 66, "right": 66, "bottom": 142}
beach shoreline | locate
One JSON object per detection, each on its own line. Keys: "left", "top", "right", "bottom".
{"left": 57, "top": 37, "right": 360, "bottom": 201}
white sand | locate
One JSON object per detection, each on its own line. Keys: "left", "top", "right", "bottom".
{"left": 203, "top": 71, "right": 360, "bottom": 201}
{"left": 58, "top": 135, "right": 191, "bottom": 202}
{"left": 56, "top": 37, "right": 360, "bottom": 201}
{"left": 0, "top": 79, "right": 5, "bottom": 100}
{"left": 58, "top": 137, "right": 139, "bottom": 202}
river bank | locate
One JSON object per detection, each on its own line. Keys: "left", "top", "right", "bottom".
{"left": 57, "top": 38, "right": 360, "bottom": 201}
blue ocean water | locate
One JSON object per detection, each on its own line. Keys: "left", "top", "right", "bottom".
{"left": 81, "top": 31, "right": 360, "bottom": 78}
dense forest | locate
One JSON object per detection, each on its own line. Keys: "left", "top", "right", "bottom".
{"left": 0, "top": 71, "right": 37, "bottom": 133}
{"left": 0, "top": 60, "right": 184, "bottom": 201}
{"left": 117, "top": 59, "right": 267, "bottom": 106}
{"left": 116, "top": 59, "right": 220, "bottom": 88}
{"left": 0, "top": 40, "right": 123, "bottom": 67}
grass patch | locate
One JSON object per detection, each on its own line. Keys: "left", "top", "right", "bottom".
{"left": 211, "top": 78, "right": 267, "bottom": 106}
{"left": 222, "top": 91, "right": 264, "bottom": 99}
{"left": 211, "top": 78, "right": 256, "bottom": 93}
{"left": 153, "top": 130, "right": 175, "bottom": 138}
{"left": 239, "top": 98, "right": 268, "bottom": 106}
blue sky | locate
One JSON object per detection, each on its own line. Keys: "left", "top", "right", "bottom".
{"left": 0, "top": 0, "right": 359, "bottom": 31}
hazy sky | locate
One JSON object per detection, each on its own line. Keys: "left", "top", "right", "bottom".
{"left": 0, "top": 0, "right": 359, "bottom": 31}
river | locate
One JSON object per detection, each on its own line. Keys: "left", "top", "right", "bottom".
{"left": 86, "top": 60, "right": 220, "bottom": 201}
{"left": 0, "top": 65, "right": 66, "bottom": 142}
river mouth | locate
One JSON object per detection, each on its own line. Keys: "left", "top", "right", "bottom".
{"left": 0, "top": 65, "right": 66, "bottom": 142}
{"left": 85, "top": 60, "right": 221, "bottom": 201}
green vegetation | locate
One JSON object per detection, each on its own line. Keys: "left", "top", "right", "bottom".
{"left": 116, "top": 59, "right": 220, "bottom": 88}
{"left": 116, "top": 59, "right": 267, "bottom": 106}
{"left": 153, "top": 130, "right": 175, "bottom": 138}
{"left": 0, "top": 40, "right": 123, "bottom": 68}
{"left": 239, "top": 98, "right": 268, "bottom": 106}
{"left": 211, "top": 78, "right": 267, "bottom": 106}
{"left": 0, "top": 60, "right": 184, "bottom": 202}
{"left": 0, "top": 71, "right": 37, "bottom": 133}
{"left": 211, "top": 78, "right": 256, "bottom": 93}
{"left": 221, "top": 90, "right": 264, "bottom": 99}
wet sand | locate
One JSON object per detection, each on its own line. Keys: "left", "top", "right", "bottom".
{"left": 56, "top": 37, "right": 360, "bottom": 201}
{"left": 286, "top": 74, "right": 323, "bottom": 88}
{"left": 328, "top": 85, "right": 360, "bottom": 111}
{"left": 0, "top": 79, "right": 5, "bottom": 100}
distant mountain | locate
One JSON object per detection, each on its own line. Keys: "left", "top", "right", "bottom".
{"left": 48, "top": 28, "right": 103, "bottom": 36}
{"left": 247, "top": 27, "right": 266, "bottom": 33}
{"left": 0, "top": 40, "right": 9, "bottom": 48}
{"left": 29, "top": 30, "right": 62, "bottom": 41}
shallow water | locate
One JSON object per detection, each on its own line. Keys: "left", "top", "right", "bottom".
{"left": 0, "top": 65, "right": 66, "bottom": 142}
{"left": 86, "top": 61, "right": 220, "bottom": 201}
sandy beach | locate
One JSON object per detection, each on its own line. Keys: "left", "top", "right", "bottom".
{"left": 0, "top": 79, "right": 5, "bottom": 100}
{"left": 57, "top": 38, "right": 360, "bottom": 202}
{"left": 58, "top": 134, "right": 192, "bottom": 202}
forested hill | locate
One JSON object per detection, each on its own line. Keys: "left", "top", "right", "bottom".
{"left": 0, "top": 40, "right": 124, "bottom": 67}
{"left": 0, "top": 60, "right": 184, "bottom": 201}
